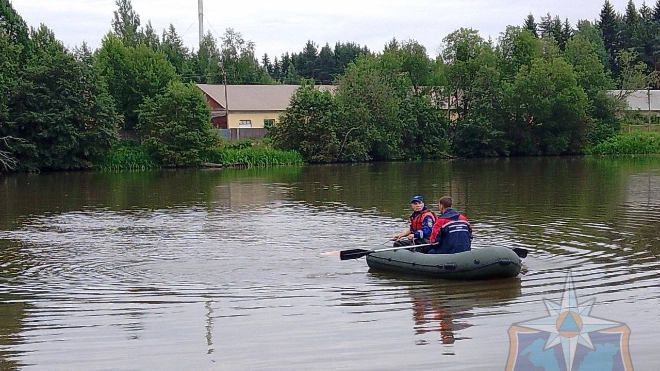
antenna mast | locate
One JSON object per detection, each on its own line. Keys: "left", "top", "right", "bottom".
{"left": 198, "top": 0, "right": 204, "bottom": 49}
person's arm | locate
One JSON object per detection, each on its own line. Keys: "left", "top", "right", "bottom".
{"left": 414, "top": 215, "right": 435, "bottom": 240}
{"left": 429, "top": 219, "right": 442, "bottom": 244}
{"left": 392, "top": 227, "right": 413, "bottom": 241}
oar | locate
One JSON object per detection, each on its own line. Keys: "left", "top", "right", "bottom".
{"left": 337, "top": 244, "right": 528, "bottom": 260}
{"left": 339, "top": 244, "right": 433, "bottom": 260}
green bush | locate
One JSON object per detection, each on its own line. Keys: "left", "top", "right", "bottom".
{"left": 96, "top": 140, "right": 157, "bottom": 171}
{"left": 586, "top": 132, "right": 660, "bottom": 155}
{"left": 202, "top": 146, "right": 304, "bottom": 167}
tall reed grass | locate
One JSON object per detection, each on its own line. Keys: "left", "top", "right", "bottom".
{"left": 587, "top": 132, "right": 660, "bottom": 155}
{"left": 96, "top": 140, "right": 158, "bottom": 171}
{"left": 203, "top": 146, "right": 304, "bottom": 167}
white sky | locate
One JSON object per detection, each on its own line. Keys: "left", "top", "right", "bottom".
{"left": 10, "top": 0, "right": 637, "bottom": 59}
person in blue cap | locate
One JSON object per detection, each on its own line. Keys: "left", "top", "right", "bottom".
{"left": 391, "top": 195, "right": 436, "bottom": 249}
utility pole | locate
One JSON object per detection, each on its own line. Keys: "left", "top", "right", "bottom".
{"left": 648, "top": 87, "right": 652, "bottom": 132}
{"left": 198, "top": 0, "right": 204, "bottom": 49}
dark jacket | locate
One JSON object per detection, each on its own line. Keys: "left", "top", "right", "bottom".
{"left": 428, "top": 208, "right": 472, "bottom": 254}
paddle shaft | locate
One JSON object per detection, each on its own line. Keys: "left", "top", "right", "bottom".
{"left": 339, "top": 243, "right": 434, "bottom": 260}
{"left": 339, "top": 244, "right": 528, "bottom": 260}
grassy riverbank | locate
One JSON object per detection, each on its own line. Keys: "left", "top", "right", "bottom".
{"left": 586, "top": 132, "right": 660, "bottom": 155}
{"left": 96, "top": 131, "right": 660, "bottom": 172}
{"left": 96, "top": 141, "right": 158, "bottom": 171}
{"left": 97, "top": 140, "right": 304, "bottom": 171}
{"left": 201, "top": 142, "right": 304, "bottom": 168}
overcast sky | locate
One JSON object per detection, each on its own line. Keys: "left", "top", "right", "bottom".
{"left": 10, "top": 0, "right": 636, "bottom": 59}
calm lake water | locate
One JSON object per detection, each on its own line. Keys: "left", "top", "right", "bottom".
{"left": 1, "top": 157, "right": 659, "bottom": 370}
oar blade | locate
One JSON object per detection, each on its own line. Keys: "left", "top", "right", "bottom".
{"left": 339, "top": 248, "right": 373, "bottom": 260}
{"left": 512, "top": 248, "right": 528, "bottom": 258}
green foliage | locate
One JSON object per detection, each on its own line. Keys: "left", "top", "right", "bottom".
{"left": 337, "top": 55, "right": 404, "bottom": 161}
{"left": 575, "top": 20, "right": 610, "bottom": 70}
{"left": 141, "top": 21, "right": 160, "bottom": 50}
{"left": 503, "top": 57, "right": 589, "bottom": 155}
{"left": 269, "top": 81, "right": 344, "bottom": 162}
{"left": 497, "top": 26, "right": 543, "bottom": 81}
{"left": 219, "top": 28, "right": 273, "bottom": 84}
{"left": 160, "top": 24, "right": 189, "bottom": 76}
{"left": 452, "top": 57, "right": 508, "bottom": 157}
{"left": 94, "top": 34, "right": 177, "bottom": 129}
{"left": 96, "top": 139, "right": 157, "bottom": 171}
{"left": 267, "top": 41, "right": 371, "bottom": 84}
{"left": 224, "top": 140, "right": 253, "bottom": 150}
{"left": 1, "top": 0, "right": 28, "bottom": 127}
{"left": 5, "top": 25, "right": 119, "bottom": 171}
{"left": 597, "top": 0, "right": 623, "bottom": 75}
{"left": 202, "top": 146, "right": 304, "bottom": 167}
{"left": 589, "top": 91, "right": 624, "bottom": 145}
{"left": 617, "top": 48, "right": 657, "bottom": 90}
{"left": 112, "top": 0, "right": 141, "bottom": 47}
{"left": 0, "top": 28, "right": 21, "bottom": 124}
{"left": 564, "top": 32, "right": 613, "bottom": 96}
{"left": 0, "top": 0, "right": 30, "bottom": 50}
{"left": 441, "top": 28, "right": 493, "bottom": 120}
{"left": 586, "top": 132, "right": 660, "bottom": 154}
{"left": 401, "top": 95, "right": 450, "bottom": 159}
{"left": 523, "top": 14, "right": 539, "bottom": 37}
{"left": 137, "top": 81, "right": 215, "bottom": 166}
{"left": 537, "top": 13, "right": 573, "bottom": 50}
{"left": 8, "top": 0, "right": 660, "bottom": 169}
{"left": 187, "top": 29, "right": 272, "bottom": 85}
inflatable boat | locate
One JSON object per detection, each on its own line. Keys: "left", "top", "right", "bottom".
{"left": 363, "top": 246, "right": 522, "bottom": 280}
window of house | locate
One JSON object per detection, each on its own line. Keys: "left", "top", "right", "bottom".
{"left": 264, "top": 119, "right": 275, "bottom": 129}
{"left": 238, "top": 120, "right": 252, "bottom": 128}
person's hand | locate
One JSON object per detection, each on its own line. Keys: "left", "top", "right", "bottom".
{"left": 391, "top": 235, "right": 399, "bottom": 241}
{"left": 406, "top": 233, "right": 414, "bottom": 240}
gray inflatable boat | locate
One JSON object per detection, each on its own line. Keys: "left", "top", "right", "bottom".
{"left": 365, "top": 246, "right": 522, "bottom": 280}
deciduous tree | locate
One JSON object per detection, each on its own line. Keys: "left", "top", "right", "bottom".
{"left": 137, "top": 81, "right": 215, "bottom": 166}
{"left": 269, "top": 81, "right": 343, "bottom": 162}
{"left": 8, "top": 26, "right": 119, "bottom": 170}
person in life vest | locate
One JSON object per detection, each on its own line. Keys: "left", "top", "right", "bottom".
{"left": 427, "top": 196, "right": 473, "bottom": 254}
{"left": 391, "top": 195, "right": 436, "bottom": 249}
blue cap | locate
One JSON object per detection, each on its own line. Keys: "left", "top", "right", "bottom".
{"left": 410, "top": 195, "right": 424, "bottom": 203}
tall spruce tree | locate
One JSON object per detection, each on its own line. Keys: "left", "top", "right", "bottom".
{"left": 523, "top": 14, "right": 539, "bottom": 37}
{"left": 621, "top": 0, "right": 640, "bottom": 51}
{"left": 317, "top": 43, "right": 336, "bottom": 84}
{"left": 112, "top": 0, "right": 141, "bottom": 47}
{"left": 598, "top": 0, "right": 622, "bottom": 75}
{"left": 160, "top": 24, "right": 189, "bottom": 77}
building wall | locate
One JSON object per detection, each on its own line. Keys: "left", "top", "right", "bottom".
{"left": 205, "top": 96, "right": 223, "bottom": 110}
{"left": 227, "top": 111, "right": 283, "bottom": 129}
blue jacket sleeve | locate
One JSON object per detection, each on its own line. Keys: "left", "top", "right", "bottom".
{"left": 415, "top": 215, "right": 435, "bottom": 240}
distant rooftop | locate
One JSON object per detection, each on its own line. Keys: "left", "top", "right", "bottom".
{"left": 196, "top": 84, "right": 336, "bottom": 111}
{"left": 609, "top": 90, "right": 660, "bottom": 111}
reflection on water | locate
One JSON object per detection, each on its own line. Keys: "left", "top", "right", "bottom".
{"left": 1, "top": 157, "right": 660, "bottom": 370}
{"left": 368, "top": 274, "right": 522, "bottom": 349}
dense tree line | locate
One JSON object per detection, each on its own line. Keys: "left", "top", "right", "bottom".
{"left": 0, "top": 0, "right": 216, "bottom": 171}
{"left": 262, "top": 41, "right": 372, "bottom": 84}
{"left": 3, "top": 0, "right": 660, "bottom": 171}
{"left": 269, "top": 22, "right": 638, "bottom": 160}
{"left": 1, "top": 1, "right": 119, "bottom": 171}
{"left": 270, "top": 40, "right": 451, "bottom": 162}
{"left": 271, "top": 1, "right": 660, "bottom": 161}
{"left": 526, "top": 0, "right": 660, "bottom": 84}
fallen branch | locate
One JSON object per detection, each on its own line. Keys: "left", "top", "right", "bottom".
{"left": 0, "top": 136, "right": 22, "bottom": 171}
